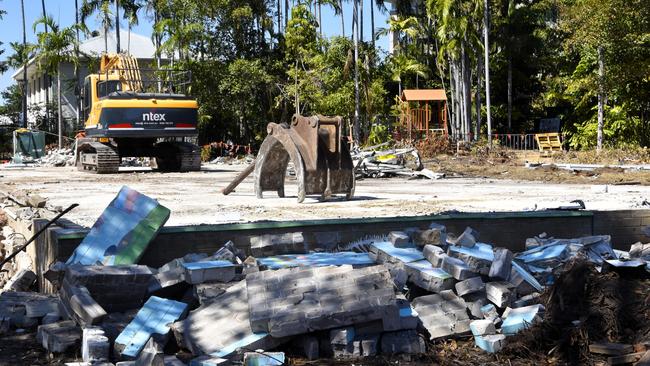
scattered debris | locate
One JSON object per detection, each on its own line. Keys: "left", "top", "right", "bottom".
{"left": 353, "top": 146, "right": 444, "bottom": 180}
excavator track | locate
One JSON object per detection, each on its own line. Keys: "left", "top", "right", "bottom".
{"left": 77, "top": 141, "right": 120, "bottom": 174}
{"left": 154, "top": 141, "right": 201, "bottom": 172}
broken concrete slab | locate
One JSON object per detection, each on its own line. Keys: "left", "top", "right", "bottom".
{"left": 179, "top": 281, "right": 283, "bottom": 358}
{"left": 247, "top": 265, "right": 398, "bottom": 337}
{"left": 182, "top": 261, "right": 237, "bottom": 284}
{"left": 257, "top": 252, "right": 374, "bottom": 270}
{"left": 250, "top": 232, "right": 306, "bottom": 257}
{"left": 66, "top": 186, "right": 170, "bottom": 266}
{"left": 489, "top": 248, "right": 513, "bottom": 281}
{"left": 380, "top": 330, "right": 425, "bottom": 355}
{"left": 501, "top": 304, "right": 544, "bottom": 335}
{"left": 412, "top": 290, "right": 471, "bottom": 340}
{"left": 193, "top": 283, "right": 233, "bottom": 305}
{"left": 329, "top": 327, "right": 359, "bottom": 359}
{"left": 64, "top": 265, "right": 154, "bottom": 312}
{"left": 82, "top": 326, "right": 110, "bottom": 362}
{"left": 189, "top": 355, "right": 230, "bottom": 365}
{"left": 134, "top": 338, "right": 164, "bottom": 366}
{"left": 114, "top": 296, "right": 187, "bottom": 359}
{"left": 404, "top": 259, "right": 456, "bottom": 293}
{"left": 369, "top": 241, "right": 425, "bottom": 264}
{"left": 37, "top": 320, "right": 76, "bottom": 346}
{"left": 512, "top": 292, "right": 541, "bottom": 308}
{"left": 485, "top": 282, "right": 515, "bottom": 308}
{"left": 508, "top": 262, "right": 543, "bottom": 295}
{"left": 411, "top": 224, "right": 446, "bottom": 248}
{"left": 455, "top": 277, "right": 485, "bottom": 296}
{"left": 463, "top": 292, "right": 488, "bottom": 318}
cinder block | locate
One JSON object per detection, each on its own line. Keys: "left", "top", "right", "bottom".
{"left": 489, "top": 248, "right": 513, "bottom": 281}
{"left": 412, "top": 291, "right": 471, "bottom": 340}
{"left": 183, "top": 261, "right": 237, "bottom": 284}
{"left": 455, "top": 277, "right": 485, "bottom": 296}
{"left": 134, "top": 338, "right": 164, "bottom": 366}
{"left": 441, "top": 256, "right": 477, "bottom": 280}
{"left": 2, "top": 269, "right": 36, "bottom": 291}
{"left": 405, "top": 260, "right": 456, "bottom": 293}
{"left": 82, "top": 327, "right": 109, "bottom": 362}
{"left": 250, "top": 232, "right": 306, "bottom": 257}
{"left": 463, "top": 292, "right": 488, "bottom": 318}
{"left": 469, "top": 319, "right": 496, "bottom": 336}
{"left": 59, "top": 279, "right": 107, "bottom": 327}
{"left": 450, "top": 227, "right": 479, "bottom": 247}
{"left": 512, "top": 292, "right": 541, "bottom": 308}
{"left": 189, "top": 355, "right": 231, "bottom": 366}
{"left": 38, "top": 321, "right": 81, "bottom": 353}
{"left": 486, "top": 282, "right": 515, "bottom": 308}
{"left": 423, "top": 245, "right": 445, "bottom": 267}
{"left": 474, "top": 334, "right": 506, "bottom": 353}
{"left": 389, "top": 231, "right": 411, "bottom": 248}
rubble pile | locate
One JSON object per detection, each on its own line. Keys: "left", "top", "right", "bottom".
{"left": 0, "top": 187, "right": 649, "bottom": 365}
{"left": 353, "top": 145, "right": 445, "bottom": 180}
{"left": 34, "top": 148, "right": 75, "bottom": 167}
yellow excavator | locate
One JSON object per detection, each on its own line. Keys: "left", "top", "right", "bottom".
{"left": 76, "top": 54, "right": 201, "bottom": 173}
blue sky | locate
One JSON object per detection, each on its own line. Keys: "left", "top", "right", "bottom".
{"left": 0, "top": 0, "right": 390, "bottom": 103}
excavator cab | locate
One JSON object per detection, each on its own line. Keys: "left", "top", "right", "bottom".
{"left": 76, "top": 53, "right": 200, "bottom": 173}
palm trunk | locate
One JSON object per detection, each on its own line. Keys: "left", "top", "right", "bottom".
{"left": 360, "top": 0, "right": 364, "bottom": 42}
{"left": 318, "top": 2, "right": 322, "bottom": 38}
{"left": 41, "top": 0, "right": 51, "bottom": 131}
{"left": 370, "top": 0, "right": 375, "bottom": 46}
{"left": 104, "top": 23, "right": 108, "bottom": 53}
{"left": 476, "top": 52, "right": 482, "bottom": 139}
{"left": 57, "top": 71, "right": 63, "bottom": 148}
{"left": 483, "top": 0, "right": 492, "bottom": 145}
{"left": 507, "top": 55, "right": 512, "bottom": 131}
{"left": 463, "top": 46, "right": 472, "bottom": 141}
{"left": 353, "top": 0, "right": 360, "bottom": 144}
{"left": 340, "top": 0, "right": 345, "bottom": 37}
{"left": 277, "top": 0, "right": 282, "bottom": 34}
{"left": 285, "top": 0, "right": 289, "bottom": 28}
{"left": 115, "top": 0, "right": 121, "bottom": 53}
{"left": 20, "top": 0, "right": 27, "bottom": 128}
{"left": 597, "top": 46, "right": 605, "bottom": 151}
{"left": 155, "top": 6, "right": 161, "bottom": 92}
{"left": 74, "top": 0, "right": 81, "bottom": 128}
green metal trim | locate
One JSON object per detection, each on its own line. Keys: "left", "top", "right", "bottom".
{"left": 53, "top": 210, "right": 593, "bottom": 239}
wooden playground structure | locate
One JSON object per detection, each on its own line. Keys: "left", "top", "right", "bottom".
{"left": 399, "top": 89, "right": 448, "bottom": 140}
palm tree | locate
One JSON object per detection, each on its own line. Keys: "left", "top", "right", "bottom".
{"left": 20, "top": 0, "right": 27, "bottom": 128}
{"left": 388, "top": 53, "right": 428, "bottom": 96}
{"left": 33, "top": 16, "right": 83, "bottom": 148}
{"left": 40, "top": 0, "right": 51, "bottom": 131}
{"left": 483, "top": 0, "right": 492, "bottom": 144}
{"left": 81, "top": 0, "right": 113, "bottom": 53}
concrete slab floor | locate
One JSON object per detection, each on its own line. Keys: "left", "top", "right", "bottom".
{"left": 1, "top": 164, "right": 650, "bottom": 227}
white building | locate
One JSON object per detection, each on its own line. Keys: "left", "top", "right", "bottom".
{"left": 12, "top": 29, "right": 164, "bottom": 130}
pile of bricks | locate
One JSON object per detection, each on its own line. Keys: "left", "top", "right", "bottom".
{"left": 0, "top": 222, "right": 626, "bottom": 366}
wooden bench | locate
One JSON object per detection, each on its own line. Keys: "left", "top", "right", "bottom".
{"left": 535, "top": 133, "right": 563, "bottom": 153}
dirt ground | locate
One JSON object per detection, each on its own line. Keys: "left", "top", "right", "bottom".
{"left": 2, "top": 159, "right": 650, "bottom": 227}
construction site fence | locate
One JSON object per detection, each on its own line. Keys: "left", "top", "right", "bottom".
{"left": 436, "top": 133, "right": 539, "bottom": 151}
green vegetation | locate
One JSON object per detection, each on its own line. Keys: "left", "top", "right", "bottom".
{"left": 0, "top": 0, "right": 648, "bottom": 151}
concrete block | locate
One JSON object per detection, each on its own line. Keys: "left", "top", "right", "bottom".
{"left": 361, "top": 335, "right": 380, "bottom": 357}
{"left": 243, "top": 352, "right": 285, "bottom": 366}
{"left": 330, "top": 327, "right": 358, "bottom": 359}
{"left": 380, "top": 330, "right": 425, "bottom": 355}
{"left": 455, "top": 277, "right": 485, "bottom": 296}
{"left": 389, "top": 231, "right": 410, "bottom": 248}
{"left": 405, "top": 260, "right": 456, "bottom": 293}
{"left": 508, "top": 262, "right": 542, "bottom": 295}
{"left": 82, "top": 326, "right": 109, "bottom": 362}
{"left": 501, "top": 304, "right": 544, "bottom": 335}
{"left": 114, "top": 296, "right": 187, "bottom": 359}
{"left": 59, "top": 279, "right": 107, "bottom": 327}
{"left": 448, "top": 243, "right": 494, "bottom": 275}
{"left": 250, "top": 232, "right": 306, "bottom": 257}
{"left": 2, "top": 269, "right": 36, "bottom": 291}
{"left": 193, "top": 283, "right": 232, "bottom": 305}
{"left": 450, "top": 227, "right": 479, "bottom": 247}
{"left": 246, "top": 265, "right": 397, "bottom": 338}
{"left": 475, "top": 334, "right": 506, "bottom": 353}
{"left": 485, "top": 282, "right": 515, "bottom": 308}
{"left": 163, "top": 356, "right": 187, "bottom": 366}
{"left": 411, "top": 224, "right": 446, "bottom": 248}
{"left": 39, "top": 321, "right": 81, "bottom": 353}
{"left": 134, "top": 338, "right": 164, "bottom": 366}
{"left": 211, "top": 241, "right": 245, "bottom": 264}
{"left": 469, "top": 319, "right": 496, "bottom": 336}
{"left": 489, "top": 248, "right": 513, "bottom": 281}
{"left": 441, "top": 255, "right": 477, "bottom": 280}
{"left": 412, "top": 290, "right": 471, "bottom": 340}
{"left": 183, "top": 261, "right": 237, "bottom": 284}
{"left": 37, "top": 320, "right": 76, "bottom": 346}
{"left": 369, "top": 242, "right": 425, "bottom": 264}
{"left": 423, "top": 245, "right": 445, "bottom": 267}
